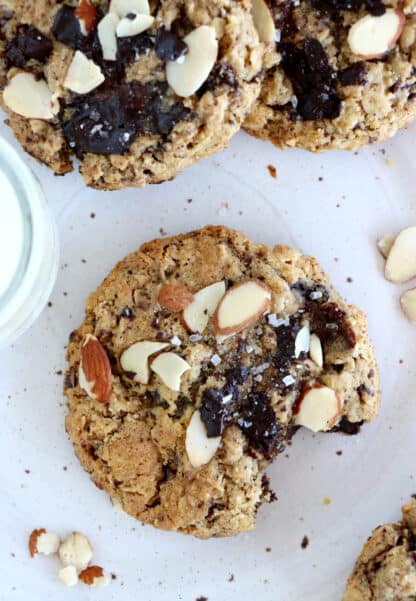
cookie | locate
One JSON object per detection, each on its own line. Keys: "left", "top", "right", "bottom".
{"left": 0, "top": 0, "right": 262, "bottom": 189}
{"left": 244, "top": 0, "right": 416, "bottom": 151}
{"left": 343, "top": 498, "right": 416, "bottom": 600}
{"left": 64, "top": 226, "right": 380, "bottom": 538}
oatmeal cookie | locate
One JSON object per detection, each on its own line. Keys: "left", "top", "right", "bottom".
{"left": 0, "top": 0, "right": 262, "bottom": 189}
{"left": 343, "top": 498, "right": 416, "bottom": 600}
{"left": 244, "top": 0, "right": 416, "bottom": 151}
{"left": 64, "top": 226, "right": 380, "bottom": 538}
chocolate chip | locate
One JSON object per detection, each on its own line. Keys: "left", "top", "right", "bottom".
{"left": 155, "top": 26, "right": 188, "bottom": 61}
{"left": 116, "top": 32, "right": 154, "bottom": 75}
{"left": 238, "top": 392, "right": 282, "bottom": 457}
{"left": 200, "top": 388, "right": 227, "bottom": 437}
{"left": 62, "top": 81, "right": 190, "bottom": 156}
{"left": 336, "top": 417, "right": 363, "bottom": 435}
{"left": 52, "top": 5, "right": 86, "bottom": 50}
{"left": 338, "top": 63, "right": 367, "bottom": 86}
{"left": 5, "top": 25, "right": 53, "bottom": 68}
{"left": 197, "top": 63, "right": 239, "bottom": 97}
{"left": 280, "top": 38, "right": 342, "bottom": 121}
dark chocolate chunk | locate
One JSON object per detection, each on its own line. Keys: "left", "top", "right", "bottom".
{"left": 238, "top": 392, "right": 282, "bottom": 457}
{"left": 6, "top": 25, "right": 53, "bottom": 68}
{"left": 280, "top": 38, "right": 341, "bottom": 121}
{"left": 306, "top": 301, "right": 356, "bottom": 348}
{"left": 155, "top": 26, "right": 188, "bottom": 61}
{"left": 62, "top": 81, "right": 190, "bottom": 156}
{"left": 52, "top": 5, "right": 87, "bottom": 50}
{"left": 273, "top": 318, "right": 300, "bottom": 372}
{"left": 197, "top": 63, "right": 239, "bottom": 97}
{"left": 200, "top": 388, "right": 227, "bottom": 437}
{"left": 338, "top": 63, "right": 367, "bottom": 86}
{"left": 116, "top": 32, "right": 154, "bottom": 72}
{"left": 336, "top": 417, "right": 363, "bottom": 434}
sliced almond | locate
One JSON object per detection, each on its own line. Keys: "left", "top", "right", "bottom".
{"left": 309, "top": 333, "right": 323, "bottom": 368}
{"left": 377, "top": 233, "right": 395, "bottom": 259}
{"left": 120, "top": 341, "right": 169, "bottom": 384}
{"left": 158, "top": 283, "right": 194, "bottom": 312}
{"left": 166, "top": 25, "right": 218, "bottom": 97}
{"left": 294, "top": 324, "right": 310, "bottom": 358}
{"left": 150, "top": 352, "right": 190, "bottom": 391}
{"left": 294, "top": 386, "right": 342, "bottom": 433}
{"left": 3, "top": 73, "right": 59, "bottom": 120}
{"left": 348, "top": 9, "right": 405, "bottom": 59}
{"left": 116, "top": 12, "right": 154, "bottom": 37}
{"left": 29, "top": 529, "right": 60, "bottom": 557}
{"left": 400, "top": 288, "right": 416, "bottom": 323}
{"left": 58, "top": 565, "right": 79, "bottom": 587}
{"left": 183, "top": 281, "right": 226, "bottom": 333}
{"left": 214, "top": 279, "right": 272, "bottom": 336}
{"left": 75, "top": 0, "right": 98, "bottom": 35}
{"left": 79, "top": 335, "right": 112, "bottom": 403}
{"left": 59, "top": 532, "right": 93, "bottom": 571}
{"left": 185, "top": 409, "right": 221, "bottom": 468}
{"left": 98, "top": 13, "right": 119, "bottom": 61}
{"left": 385, "top": 226, "right": 416, "bottom": 283}
{"left": 109, "top": 0, "right": 150, "bottom": 17}
{"left": 64, "top": 50, "right": 105, "bottom": 95}
{"left": 251, "top": 0, "right": 276, "bottom": 42}
{"left": 79, "top": 566, "right": 109, "bottom": 587}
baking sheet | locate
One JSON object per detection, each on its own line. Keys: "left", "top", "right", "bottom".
{"left": 1, "top": 116, "right": 416, "bottom": 601}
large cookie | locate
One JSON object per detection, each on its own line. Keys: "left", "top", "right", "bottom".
{"left": 0, "top": 0, "right": 262, "bottom": 189}
{"left": 64, "top": 226, "right": 380, "bottom": 538}
{"left": 343, "top": 498, "right": 416, "bottom": 600}
{"left": 244, "top": 0, "right": 416, "bottom": 151}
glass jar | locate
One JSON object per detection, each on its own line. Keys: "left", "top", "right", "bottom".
{"left": 0, "top": 138, "right": 59, "bottom": 349}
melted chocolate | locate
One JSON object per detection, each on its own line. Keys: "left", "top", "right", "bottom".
{"left": 52, "top": 5, "right": 87, "bottom": 50}
{"left": 62, "top": 81, "right": 190, "bottom": 155}
{"left": 6, "top": 25, "right": 53, "bottom": 67}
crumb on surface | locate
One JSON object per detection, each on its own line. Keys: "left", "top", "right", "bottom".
{"left": 228, "top": 574, "right": 234, "bottom": 582}
{"left": 265, "top": 547, "right": 272, "bottom": 553}
{"left": 90, "top": 213, "right": 95, "bottom": 219}
{"left": 301, "top": 535, "right": 309, "bottom": 549}
{"left": 323, "top": 497, "right": 332, "bottom": 505}
{"left": 47, "top": 302, "right": 52, "bottom": 308}
{"left": 267, "top": 164, "right": 277, "bottom": 179}
{"left": 346, "top": 277, "right": 353, "bottom": 283}
{"left": 336, "top": 450, "right": 343, "bottom": 456}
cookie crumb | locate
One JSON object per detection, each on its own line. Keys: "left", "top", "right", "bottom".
{"left": 196, "top": 597, "right": 208, "bottom": 601}
{"left": 265, "top": 547, "right": 272, "bottom": 553}
{"left": 47, "top": 302, "right": 53, "bottom": 308}
{"left": 336, "top": 450, "right": 343, "bottom": 456}
{"left": 267, "top": 164, "right": 277, "bottom": 179}
{"left": 228, "top": 574, "right": 234, "bottom": 582}
{"left": 301, "top": 535, "right": 309, "bottom": 549}
{"left": 90, "top": 212, "right": 95, "bottom": 219}
{"left": 323, "top": 497, "right": 332, "bottom": 505}
{"left": 346, "top": 277, "right": 353, "bottom": 283}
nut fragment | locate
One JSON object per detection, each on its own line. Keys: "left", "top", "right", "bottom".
{"left": 98, "top": 13, "right": 119, "bottom": 61}
{"left": 150, "top": 352, "right": 191, "bottom": 391}
{"left": 29, "top": 529, "right": 60, "bottom": 557}
{"left": 385, "top": 226, "right": 416, "bottom": 283}
{"left": 116, "top": 12, "right": 154, "bottom": 37}
{"left": 166, "top": 25, "right": 218, "bottom": 97}
{"left": 79, "top": 334, "right": 112, "bottom": 403}
{"left": 158, "top": 283, "right": 194, "bottom": 312}
{"left": 401, "top": 288, "right": 416, "bottom": 323}
{"left": 348, "top": 9, "right": 405, "bottom": 59}
{"left": 309, "top": 334, "right": 323, "bottom": 368}
{"left": 58, "top": 565, "right": 79, "bottom": 587}
{"left": 214, "top": 279, "right": 272, "bottom": 336}
{"left": 58, "top": 532, "right": 93, "bottom": 571}
{"left": 251, "top": 0, "right": 276, "bottom": 42}
{"left": 3, "top": 72, "right": 59, "bottom": 120}
{"left": 294, "top": 324, "right": 310, "bottom": 358}
{"left": 79, "top": 566, "right": 109, "bottom": 587}
{"left": 109, "top": 0, "right": 150, "bottom": 16}
{"left": 120, "top": 341, "right": 169, "bottom": 384}
{"left": 377, "top": 234, "right": 395, "bottom": 259}
{"left": 183, "top": 281, "right": 225, "bottom": 333}
{"left": 64, "top": 50, "right": 105, "bottom": 94}
{"left": 75, "top": 0, "right": 98, "bottom": 35}
{"left": 185, "top": 410, "right": 221, "bottom": 468}
{"left": 294, "top": 386, "right": 342, "bottom": 433}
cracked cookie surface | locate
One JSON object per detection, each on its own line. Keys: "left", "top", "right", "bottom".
{"left": 0, "top": 0, "right": 262, "bottom": 189}
{"left": 343, "top": 498, "right": 416, "bottom": 601}
{"left": 64, "top": 226, "right": 380, "bottom": 538}
{"left": 244, "top": 0, "right": 416, "bottom": 151}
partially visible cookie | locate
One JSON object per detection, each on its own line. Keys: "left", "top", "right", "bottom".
{"left": 0, "top": 0, "right": 263, "bottom": 189}
{"left": 343, "top": 498, "right": 416, "bottom": 600}
{"left": 244, "top": 0, "right": 416, "bottom": 151}
{"left": 64, "top": 226, "right": 379, "bottom": 538}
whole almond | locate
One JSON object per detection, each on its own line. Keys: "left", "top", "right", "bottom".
{"left": 75, "top": 0, "right": 98, "bottom": 34}
{"left": 158, "top": 284, "right": 194, "bottom": 312}
{"left": 80, "top": 335, "right": 112, "bottom": 403}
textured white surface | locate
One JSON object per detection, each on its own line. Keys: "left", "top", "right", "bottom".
{"left": 0, "top": 116, "right": 416, "bottom": 601}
